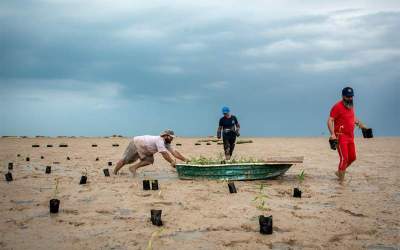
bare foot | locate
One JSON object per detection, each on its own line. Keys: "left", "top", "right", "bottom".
{"left": 336, "top": 170, "right": 345, "bottom": 182}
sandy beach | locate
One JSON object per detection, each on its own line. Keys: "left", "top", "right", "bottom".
{"left": 0, "top": 136, "right": 399, "bottom": 250}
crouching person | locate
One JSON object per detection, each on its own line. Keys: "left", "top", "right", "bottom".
{"left": 113, "top": 129, "right": 188, "bottom": 176}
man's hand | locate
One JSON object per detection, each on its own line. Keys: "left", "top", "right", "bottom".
{"left": 329, "top": 134, "right": 337, "bottom": 140}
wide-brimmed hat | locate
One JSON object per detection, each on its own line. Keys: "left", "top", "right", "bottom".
{"left": 160, "top": 129, "right": 175, "bottom": 137}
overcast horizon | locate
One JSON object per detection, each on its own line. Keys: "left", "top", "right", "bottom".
{"left": 1, "top": 1, "right": 399, "bottom": 137}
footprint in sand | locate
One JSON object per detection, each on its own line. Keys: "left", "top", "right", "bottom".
{"left": 63, "top": 209, "right": 79, "bottom": 215}
{"left": 96, "top": 209, "right": 112, "bottom": 215}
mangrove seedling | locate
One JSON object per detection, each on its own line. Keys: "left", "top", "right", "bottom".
{"left": 293, "top": 170, "right": 305, "bottom": 198}
{"left": 79, "top": 168, "right": 88, "bottom": 184}
{"left": 253, "top": 183, "right": 270, "bottom": 211}
{"left": 49, "top": 178, "right": 60, "bottom": 213}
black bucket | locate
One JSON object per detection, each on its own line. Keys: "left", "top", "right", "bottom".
{"left": 259, "top": 215, "right": 273, "bottom": 234}
{"left": 49, "top": 199, "right": 60, "bottom": 213}
{"left": 143, "top": 180, "right": 151, "bottom": 190}
{"left": 80, "top": 176, "right": 87, "bottom": 185}
{"left": 8, "top": 162, "right": 13, "bottom": 170}
{"left": 108, "top": 161, "right": 112, "bottom": 166}
{"left": 5, "top": 172, "right": 13, "bottom": 182}
{"left": 67, "top": 156, "right": 70, "bottom": 160}
{"left": 45, "top": 166, "right": 51, "bottom": 174}
{"left": 362, "top": 128, "right": 373, "bottom": 138}
{"left": 26, "top": 157, "right": 30, "bottom": 162}
{"left": 329, "top": 138, "right": 338, "bottom": 150}
{"left": 103, "top": 169, "right": 110, "bottom": 177}
{"left": 228, "top": 182, "right": 237, "bottom": 193}
{"left": 151, "top": 209, "right": 163, "bottom": 226}
{"left": 293, "top": 188, "right": 302, "bottom": 198}
{"left": 151, "top": 180, "right": 159, "bottom": 190}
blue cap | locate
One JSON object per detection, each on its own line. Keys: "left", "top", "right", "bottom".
{"left": 222, "top": 106, "right": 230, "bottom": 114}
{"left": 342, "top": 87, "right": 354, "bottom": 97}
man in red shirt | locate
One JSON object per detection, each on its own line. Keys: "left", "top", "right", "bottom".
{"left": 327, "top": 87, "right": 368, "bottom": 182}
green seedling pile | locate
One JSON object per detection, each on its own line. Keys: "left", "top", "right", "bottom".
{"left": 187, "top": 154, "right": 264, "bottom": 165}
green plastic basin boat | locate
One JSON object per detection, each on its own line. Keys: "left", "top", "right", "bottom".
{"left": 176, "top": 162, "right": 294, "bottom": 181}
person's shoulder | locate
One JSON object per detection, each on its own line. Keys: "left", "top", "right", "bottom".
{"left": 332, "top": 100, "right": 343, "bottom": 109}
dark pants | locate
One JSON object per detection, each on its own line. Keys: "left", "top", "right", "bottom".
{"left": 223, "top": 132, "right": 237, "bottom": 156}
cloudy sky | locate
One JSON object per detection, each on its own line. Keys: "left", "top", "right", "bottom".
{"left": 1, "top": 0, "right": 399, "bottom": 137}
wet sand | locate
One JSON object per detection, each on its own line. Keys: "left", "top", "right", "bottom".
{"left": 0, "top": 137, "right": 399, "bottom": 249}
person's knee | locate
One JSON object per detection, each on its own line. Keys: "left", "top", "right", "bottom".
{"left": 348, "top": 155, "right": 356, "bottom": 165}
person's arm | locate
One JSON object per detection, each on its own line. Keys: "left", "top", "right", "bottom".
{"left": 234, "top": 116, "right": 240, "bottom": 136}
{"left": 355, "top": 118, "right": 367, "bottom": 129}
{"left": 170, "top": 149, "right": 187, "bottom": 162}
{"left": 160, "top": 151, "right": 176, "bottom": 168}
{"left": 327, "top": 117, "right": 336, "bottom": 139}
{"left": 217, "top": 126, "right": 222, "bottom": 139}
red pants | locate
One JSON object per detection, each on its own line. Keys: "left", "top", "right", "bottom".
{"left": 337, "top": 134, "right": 356, "bottom": 171}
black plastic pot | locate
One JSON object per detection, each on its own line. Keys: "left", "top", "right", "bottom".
{"left": 80, "top": 176, "right": 87, "bottom": 184}
{"left": 5, "top": 172, "right": 13, "bottom": 182}
{"left": 47, "top": 144, "right": 53, "bottom": 147}
{"left": 17, "top": 154, "right": 21, "bottom": 157}
{"left": 259, "top": 215, "right": 273, "bottom": 234}
{"left": 67, "top": 156, "right": 70, "bottom": 160}
{"left": 41, "top": 156, "right": 44, "bottom": 159}
{"left": 92, "top": 144, "right": 97, "bottom": 147}
{"left": 362, "top": 128, "right": 373, "bottom": 138}
{"left": 45, "top": 166, "right": 51, "bottom": 174}
{"left": 26, "top": 157, "right": 30, "bottom": 162}
{"left": 95, "top": 157, "right": 99, "bottom": 161}
{"left": 228, "top": 182, "right": 237, "bottom": 193}
{"left": 143, "top": 180, "right": 151, "bottom": 190}
{"left": 112, "top": 144, "right": 119, "bottom": 147}
{"left": 293, "top": 188, "right": 302, "bottom": 198}
{"left": 151, "top": 209, "right": 163, "bottom": 226}
{"left": 176, "top": 143, "right": 182, "bottom": 146}
{"left": 8, "top": 162, "right": 13, "bottom": 170}
{"left": 103, "top": 169, "right": 110, "bottom": 177}
{"left": 49, "top": 199, "right": 60, "bottom": 213}
{"left": 151, "top": 180, "right": 159, "bottom": 190}
{"left": 108, "top": 161, "right": 112, "bottom": 166}
{"left": 32, "top": 144, "right": 40, "bottom": 148}
{"left": 329, "top": 138, "right": 338, "bottom": 150}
